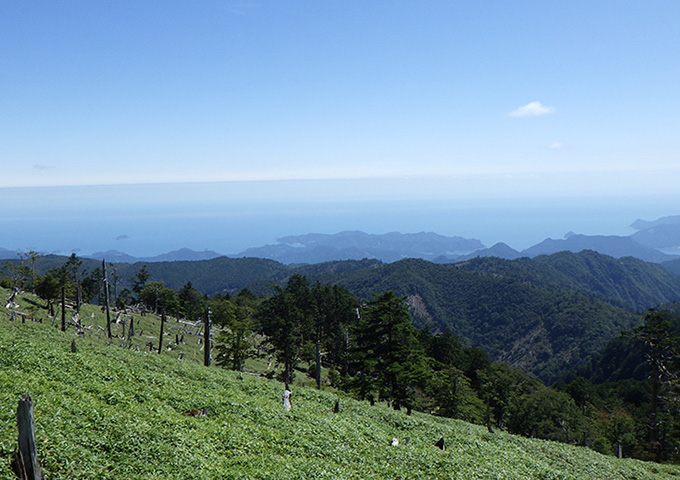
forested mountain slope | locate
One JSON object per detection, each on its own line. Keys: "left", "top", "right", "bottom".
{"left": 455, "top": 250, "right": 680, "bottom": 312}
{"left": 124, "top": 257, "right": 292, "bottom": 294}
{"left": 29, "top": 255, "right": 293, "bottom": 296}
{"left": 664, "top": 257, "right": 680, "bottom": 276}
{"left": 298, "top": 258, "right": 639, "bottom": 383}
{"left": 566, "top": 302, "right": 680, "bottom": 385}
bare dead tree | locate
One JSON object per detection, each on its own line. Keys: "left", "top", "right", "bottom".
{"left": 204, "top": 307, "right": 211, "bottom": 367}
{"left": 102, "top": 260, "right": 112, "bottom": 339}
{"left": 158, "top": 310, "right": 166, "bottom": 354}
{"left": 60, "top": 286, "right": 66, "bottom": 332}
{"left": 129, "top": 316, "right": 135, "bottom": 339}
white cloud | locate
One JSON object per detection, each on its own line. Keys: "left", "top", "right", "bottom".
{"left": 507, "top": 101, "right": 555, "bottom": 117}
{"left": 548, "top": 141, "right": 564, "bottom": 150}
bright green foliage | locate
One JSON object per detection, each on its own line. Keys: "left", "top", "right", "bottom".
{"left": 139, "top": 282, "right": 180, "bottom": 316}
{"left": 178, "top": 282, "right": 205, "bottom": 322}
{"left": 212, "top": 298, "right": 256, "bottom": 372}
{"left": 34, "top": 272, "right": 63, "bottom": 316}
{"left": 1, "top": 305, "right": 679, "bottom": 479}
{"left": 427, "top": 366, "right": 486, "bottom": 423}
{"left": 130, "top": 264, "right": 151, "bottom": 299}
{"left": 479, "top": 363, "right": 539, "bottom": 430}
{"left": 80, "top": 266, "right": 103, "bottom": 304}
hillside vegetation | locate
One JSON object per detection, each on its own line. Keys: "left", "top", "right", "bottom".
{"left": 23, "top": 255, "right": 293, "bottom": 297}
{"left": 297, "top": 258, "right": 641, "bottom": 383}
{"left": 12, "top": 250, "right": 680, "bottom": 384}
{"left": 457, "top": 250, "right": 680, "bottom": 312}
{"left": 2, "top": 311, "right": 679, "bottom": 479}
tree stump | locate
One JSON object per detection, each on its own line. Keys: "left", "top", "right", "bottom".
{"left": 12, "top": 394, "right": 44, "bottom": 480}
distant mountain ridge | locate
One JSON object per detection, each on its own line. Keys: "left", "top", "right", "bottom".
{"left": 520, "top": 234, "right": 674, "bottom": 263}
{"left": 631, "top": 214, "right": 680, "bottom": 230}
{"left": 236, "top": 231, "right": 483, "bottom": 264}
{"left": 3, "top": 214, "right": 680, "bottom": 265}
{"left": 233, "top": 216, "right": 680, "bottom": 265}
{"left": 455, "top": 242, "right": 523, "bottom": 262}
{"left": 87, "top": 248, "right": 224, "bottom": 263}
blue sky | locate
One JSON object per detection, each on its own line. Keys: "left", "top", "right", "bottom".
{"left": 1, "top": 2, "right": 679, "bottom": 255}
{"left": 2, "top": 1, "right": 678, "bottom": 191}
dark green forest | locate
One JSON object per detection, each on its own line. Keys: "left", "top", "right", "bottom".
{"left": 3, "top": 250, "right": 680, "bottom": 462}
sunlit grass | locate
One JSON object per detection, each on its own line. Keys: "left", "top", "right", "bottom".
{"left": 2, "top": 287, "right": 679, "bottom": 479}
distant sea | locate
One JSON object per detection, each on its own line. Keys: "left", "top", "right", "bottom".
{"left": 2, "top": 182, "right": 679, "bottom": 258}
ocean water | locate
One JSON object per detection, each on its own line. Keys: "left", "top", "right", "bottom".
{"left": 2, "top": 182, "right": 679, "bottom": 257}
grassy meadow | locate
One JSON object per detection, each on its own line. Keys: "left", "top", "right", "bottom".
{"left": 1, "top": 287, "right": 680, "bottom": 479}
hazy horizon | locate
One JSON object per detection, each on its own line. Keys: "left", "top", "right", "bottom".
{"left": 2, "top": 180, "right": 678, "bottom": 258}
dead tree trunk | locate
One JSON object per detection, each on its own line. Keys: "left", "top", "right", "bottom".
{"left": 129, "top": 316, "right": 135, "bottom": 339}
{"left": 316, "top": 335, "right": 322, "bottom": 390}
{"left": 102, "top": 260, "right": 112, "bottom": 339}
{"left": 76, "top": 284, "right": 82, "bottom": 315}
{"left": 60, "top": 287, "right": 66, "bottom": 332}
{"left": 12, "top": 394, "right": 44, "bottom": 480}
{"left": 158, "top": 310, "right": 166, "bottom": 354}
{"left": 204, "top": 307, "right": 211, "bottom": 367}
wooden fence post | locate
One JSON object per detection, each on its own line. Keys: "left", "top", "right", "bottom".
{"left": 12, "top": 394, "right": 44, "bottom": 480}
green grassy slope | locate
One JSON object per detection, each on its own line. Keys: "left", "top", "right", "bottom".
{"left": 2, "top": 307, "right": 679, "bottom": 478}
{"left": 2, "top": 290, "right": 210, "bottom": 365}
